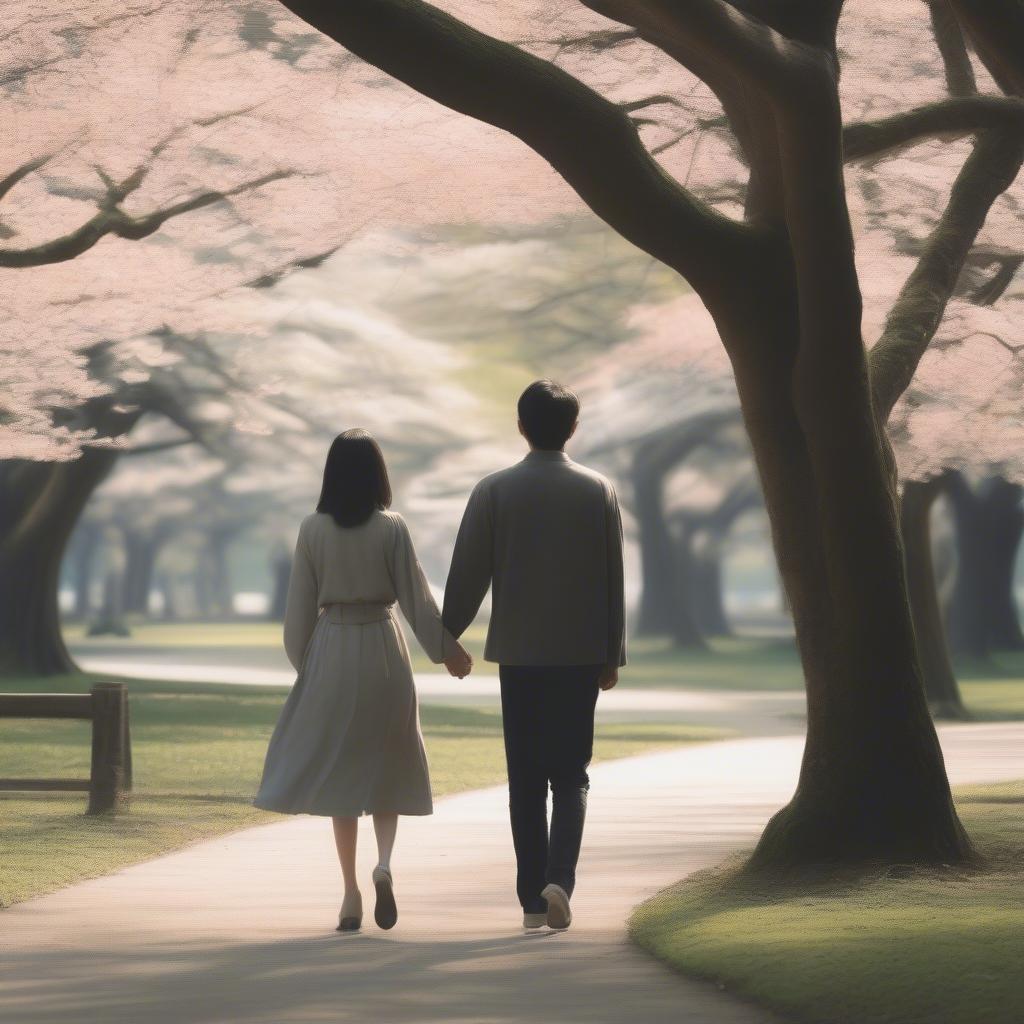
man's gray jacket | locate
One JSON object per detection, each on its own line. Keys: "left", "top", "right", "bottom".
{"left": 442, "top": 449, "right": 626, "bottom": 667}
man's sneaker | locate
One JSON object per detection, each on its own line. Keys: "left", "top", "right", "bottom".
{"left": 523, "top": 911, "right": 546, "bottom": 930}
{"left": 541, "top": 883, "right": 571, "bottom": 930}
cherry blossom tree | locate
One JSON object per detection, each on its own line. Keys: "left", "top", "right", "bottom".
{"left": 269, "top": 0, "right": 1023, "bottom": 868}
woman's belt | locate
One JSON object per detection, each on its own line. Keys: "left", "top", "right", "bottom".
{"left": 322, "top": 601, "right": 394, "bottom": 625}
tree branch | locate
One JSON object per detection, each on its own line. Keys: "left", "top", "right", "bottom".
{"left": 628, "top": 409, "right": 743, "bottom": 468}
{"left": 576, "top": 2, "right": 840, "bottom": 228}
{"left": 0, "top": 170, "right": 293, "bottom": 268}
{"left": 0, "top": 154, "right": 55, "bottom": 205}
{"left": 870, "top": 130, "right": 1024, "bottom": 421}
{"left": 843, "top": 96, "right": 1024, "bottom": 164}
{"left": 577, "top": 0, "right": 838, "bottom": 102}
{"left": 948, "top": 0, "right": 1024, "bottom": 97}
{"left": 244, "top": 243, "right": 343, "bottom": 289}
{"left": 273, "top": 0, "right": 752, "bottom": 303}
{"left": 927, "top": 0, "right": 977, "bottom": 97}
{"left": 968, "top": 253, "right": 1023, "bottom": 305}
{"left": 675, "top": 473, "right": 761, "bottom": 533}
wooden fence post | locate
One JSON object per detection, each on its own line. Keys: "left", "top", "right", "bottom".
{"left": 88, "top": 682, "right": 128, "bottom": 814}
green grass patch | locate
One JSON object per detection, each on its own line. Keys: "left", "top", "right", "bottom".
{"left": 630, "top": 781, "right": 1024, "bottom": 1024}
{"left": 621, "top": 634, "right": 803, "bottom": 690}
{"left": 0, "top": 672, "right": 722, "bottom": 908}
{"left": 957, "top": 652, "right": 1024, "bottom": 719}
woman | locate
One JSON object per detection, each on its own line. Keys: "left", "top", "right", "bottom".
{"left": 254, "top": 429, "right": 473, "bottom": 933}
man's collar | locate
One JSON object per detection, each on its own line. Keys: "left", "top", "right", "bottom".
{"left": 524, "top": 449, "right": 570, "bottom": 462}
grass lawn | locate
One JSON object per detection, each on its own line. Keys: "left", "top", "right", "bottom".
{"left": 630, "top": 781, "right": 1024, "bottom": 1024}
{"left": 0, "top": 671, "right": 725, "bottom": 908}
{"left": 955, "top": 653, "right": 1024, "bottom": 719}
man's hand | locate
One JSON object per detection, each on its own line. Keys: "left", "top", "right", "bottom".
{"left": 598, "top": 665, "right": 618, "bottom": 691}
{"left": 444, "top": 643, "right": 473, "bottom": 679}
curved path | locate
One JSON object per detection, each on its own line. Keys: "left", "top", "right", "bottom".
{"left": 3, "top": 723, "right": 1024, "bottom": 1024}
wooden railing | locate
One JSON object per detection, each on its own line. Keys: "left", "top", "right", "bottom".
{"left": 0, "top": 682, "right": 133, "bottom": 814}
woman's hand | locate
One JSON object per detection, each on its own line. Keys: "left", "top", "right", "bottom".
{"left": 444, "top": 642, "right": 473, "bottom": 679}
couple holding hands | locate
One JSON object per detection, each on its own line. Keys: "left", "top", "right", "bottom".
{"left": 254, "top": 380, "right": 626, "bottom": 934}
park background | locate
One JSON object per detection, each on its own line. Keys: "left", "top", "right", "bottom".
{"left": 1, "top": 2, "right": 1023, "bottom": 1023}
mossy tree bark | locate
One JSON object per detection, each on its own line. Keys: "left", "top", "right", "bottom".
{"left": 277, "top": 0, "right": 1024, "bottom": 866}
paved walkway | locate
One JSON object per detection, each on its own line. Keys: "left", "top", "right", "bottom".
{"left": 3, "top": 723, "right": 1023, "bottom": 1024}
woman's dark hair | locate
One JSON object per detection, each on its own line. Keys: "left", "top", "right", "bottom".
{"left": 316, "top": 429, "right": 392, "bottom": 527}
{"left": 517, "top": 379, "right": 580, "bottom": 450}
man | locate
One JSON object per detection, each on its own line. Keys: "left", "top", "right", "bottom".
{"left": 443, "top": 379, "right": 626, "bottom": 932}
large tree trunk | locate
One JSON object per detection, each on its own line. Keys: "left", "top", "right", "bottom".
{"left": 0, "top": 454, "right": 121, "bottom": 676}
{"left": 720, "top": 284, "right": 971, "bottom": 869}
{"left": 901, "top": 477, "right": 967, "bottom": 719}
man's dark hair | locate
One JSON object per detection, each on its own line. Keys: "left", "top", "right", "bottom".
{"left": 517, "top": 380, "right": 580, "bottom": 451}
{"left": 317, "top": 428, "right": 392, "bottom": 527}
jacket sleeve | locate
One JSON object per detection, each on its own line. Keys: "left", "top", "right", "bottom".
{"left": 388, "top": 514, "right": 456, "bottom": 664}
{"left": 283, "top": 525, "right": 320, "bottom": 671}
{"left": 606, "top": 482, "right": 627, "bottom": 667}
{"left": 442, "top": 480, "right": 493, "bottom": 640}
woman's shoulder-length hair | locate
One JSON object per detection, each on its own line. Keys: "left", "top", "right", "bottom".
{"left": 316, "top": 429, "right": 392, "bottom": 528}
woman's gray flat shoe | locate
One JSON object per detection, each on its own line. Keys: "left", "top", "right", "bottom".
{"left": 372, "top": 866, "right": 398, "bottom": 930}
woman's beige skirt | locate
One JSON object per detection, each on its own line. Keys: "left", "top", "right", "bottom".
{"left": 254, "top": 605, "right": 433, "bottom": 817}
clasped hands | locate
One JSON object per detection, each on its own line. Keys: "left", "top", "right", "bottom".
{"left": 443, "top": 646, "right": 617, "bottom": 688}
{"left": 443, "top": 641, "right": 473, "bottom": 679}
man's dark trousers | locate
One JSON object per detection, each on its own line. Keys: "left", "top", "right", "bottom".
{"left": 498, "top": 664, "right": 602, "bottom": 914}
